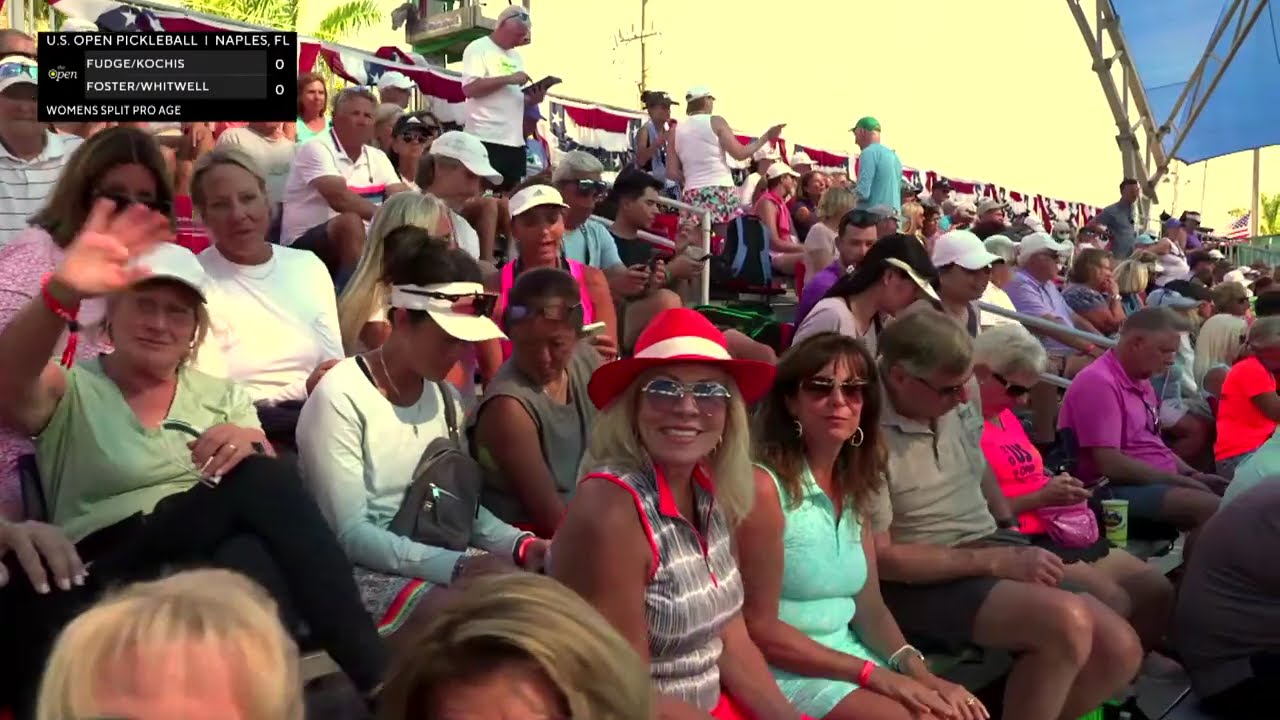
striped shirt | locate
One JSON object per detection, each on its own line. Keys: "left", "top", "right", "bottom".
{"left": 0, "top": 132, "right": 82, "bottom": 247}
{"left": 584, "top": 464, "right": 743, "bottom": 711}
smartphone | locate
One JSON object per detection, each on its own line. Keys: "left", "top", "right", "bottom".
{"left": 647, "top": 248, "right": 667, "bottom": 272}
{"left": 1092, "top": 477, "right": 1110, "bottom": 490}
{"left": 579, "top": 321, "right": 607, "bottom": 337}
{"left": 523, "top": 75, "right": 563, "bottom": 94}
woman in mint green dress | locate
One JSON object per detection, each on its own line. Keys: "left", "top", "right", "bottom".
{"left": 738, "top": 332, "right": 988, "bottom": 720}
{"left": 294, "top": 72, "right": 331, "bottom": 144}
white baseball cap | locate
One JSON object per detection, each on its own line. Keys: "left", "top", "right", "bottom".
{"left": 129, "top": 242, "right": 208, "bottom": 302}
{"left": 751, "top": 144, "right": 780, "bottom": 162}
{"left": 765, "top": 163, "right": 799, "bottom": 181}
{"left": 429, "top": 131, "right": 503, "bottom": 185}
{"left": 0, "top": 55, "right": 37, "bottom": 94}
{"left": 790, "top": 151, "right": 814, "bottom": 167}
{"left": 932, "top": 230, "right": 1004, "bottom": 270}
{"left": 1208, "top": 249, "right": 1226, "bottom": 260}
{"left": 509, "top": 185, "right": 568, "bottom": 217}
{"left": 376, "top": 71, "right": 414, "bottom": 91}
{"left": 685, "top": 85, "right": 714, "bottom": 102}
{"left": 388, "top": 281, "right": 505, "bottom": 342}
{"left": 1017, "top": 232, "right": 1073, "bottom": 264}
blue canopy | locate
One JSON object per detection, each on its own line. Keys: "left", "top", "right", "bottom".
{"left": 1112, "top": 0, "right": 1280, "bottom": 164}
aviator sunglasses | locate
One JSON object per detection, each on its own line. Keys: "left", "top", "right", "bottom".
{"left": 641, "top": 378, "right": 732, "bottom": 414}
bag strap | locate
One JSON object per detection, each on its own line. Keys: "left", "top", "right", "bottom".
{"left": 435, "top": 381, "right": 460, "bottom": 444}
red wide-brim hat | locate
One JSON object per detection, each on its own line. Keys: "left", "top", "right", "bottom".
{"left": 587, "top": 308, "right": 776, "bottom": 409}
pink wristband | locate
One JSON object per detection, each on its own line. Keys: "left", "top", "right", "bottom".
{"left": 858, "top": 660, "right": 875, "bottom": 686}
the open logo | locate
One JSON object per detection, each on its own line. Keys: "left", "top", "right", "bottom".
{"left": 47, "top": 66, "right": 78, "bottom": 82}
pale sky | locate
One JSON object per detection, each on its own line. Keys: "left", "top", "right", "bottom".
{"left": 333, "top": 0, "right": 1278, "bottom": 231}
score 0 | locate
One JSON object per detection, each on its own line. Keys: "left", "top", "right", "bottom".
{"left": 265, "top": 31, "right": 298, "bottom": 119}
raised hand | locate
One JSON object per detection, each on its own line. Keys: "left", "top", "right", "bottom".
{"left": 51, "top": 199, "right": 173, "bottom": 300}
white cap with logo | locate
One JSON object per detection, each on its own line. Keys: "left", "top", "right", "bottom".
{"left": 128, "top": 242, "right": 209, "bottom": 302}
{"left": 376, "top": 71, "right": 414, "bottom": 91}
{"left": 765, "top": 163, "right": 799, "bottom": 181}
{"left": 685, "top": 85, "right": 714, "bottom": 102}
{"left": 429, "top": 131, "right": 504, "bottom": 185}
{"left": 1016, "top": 232, "right": 1073, "bottom": 264}
{"left": 509, "top": 185, "right": 569, "bottom": 217}
{"left": 932, "top": 230, "right": 1005, "bottom": 270}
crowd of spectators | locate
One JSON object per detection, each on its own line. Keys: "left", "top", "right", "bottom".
{"left": 2, "top": 11, "right": 1280, "bottom": 720}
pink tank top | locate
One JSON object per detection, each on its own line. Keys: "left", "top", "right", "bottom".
{"left": 979, "top": 409, "right": 1049, "bottom": 535}
{"left": 757, "top": 190, "right": 793, "bottom": 241}
{"left": 495, "top": 258, "right": 595, "bottom": 360}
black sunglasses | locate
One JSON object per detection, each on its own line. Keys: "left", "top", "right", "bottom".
{"left": 800, "top": 376, "right": 868, "bottom": 401}
{"left": 507, "top": 301, "right": 585, "bottom": 326}
{"left": 94, "top": 191, "right": 171, "bottom": 215}
{"left": 409, "top": 290, "right": 498, "bottom": 317}
{"left": 841, "top": 209, "right": 880, "bottom": 228}
{"left": 571, "top": 179, "right": 608, "bottom": 197}
{"left": 992, "top": 372, "right": 1031, "bottom": 398}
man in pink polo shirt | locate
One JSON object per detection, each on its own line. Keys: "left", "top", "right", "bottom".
{"left": 1058, "top": 307, "right": 1223, "bottom": 536}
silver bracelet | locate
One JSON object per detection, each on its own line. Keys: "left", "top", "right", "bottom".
{"left": 887, "top": 644, "right": 924, "bottom": 673}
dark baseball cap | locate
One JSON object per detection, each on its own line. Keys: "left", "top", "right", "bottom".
{"left": 1164, "top": 279, "right": 1212, "bottom": 303}
{"left": 933, "top": 178, "right": 952, "bottom": 190}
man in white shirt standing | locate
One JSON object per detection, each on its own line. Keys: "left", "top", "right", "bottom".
{"left": 376, "top": 71, "right": 414, "bottom": 110}
{"left": 460, "top": 4, "right": 548, "bottom": 193}
{"left": 0, "top": 52, "right": 82, "bottom": 247}
{"left": 280, "top": 87, "right": 409, "bottom": 288}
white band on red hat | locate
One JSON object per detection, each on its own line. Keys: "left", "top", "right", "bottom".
{"left": 635, "top": 336, "right": 731, "bottom": 362}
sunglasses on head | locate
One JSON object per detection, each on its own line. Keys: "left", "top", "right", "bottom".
{"left": 0, "top": 60, "right": 37, "bottom": 83}
{"left": 571, "top": 179, "right": 608, "bottom": 197}
{"left": 93, "top": 191, "right": 171, "bottom": 215}
{"left": 842, "top": 209, "right": 879, "bottom": 228}
{"left": 641, "top": 378, "right": 731, "bottom": 414}
{"left": 507, "top": 301, "right": 585, "bottom": 326}
{"left": 991, "top": 372, "right": 1031, "bottom": 398}
{"left": 411, "top": 290, "right": 498, "bottom": 317}
{"left": 800, "top": 376, "right": 868, "bottom": 401}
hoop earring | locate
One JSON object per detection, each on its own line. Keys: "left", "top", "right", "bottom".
{"left": 849, "top": 427, "right": 864, "bottom": 447}
{"left": 793, "top": 420, "right": 803, "bottom": 438}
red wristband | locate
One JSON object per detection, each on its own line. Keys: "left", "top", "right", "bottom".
{"left": 40, "top": 274, "right": 81, "bottom": 368}
{"left": 858, "top": 660, "right": 875, "bottom": 686}
{"left": 515, "top": 535, "right": 536, "bottom": 566}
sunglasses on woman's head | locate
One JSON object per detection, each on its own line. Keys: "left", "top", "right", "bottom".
{"left": 94, "top": 191, "right": 171, "bottom": 215}
{"left": 407, "top": 289, "right": 498, "bottom": 317}
{"left": 800, "top": 376, "right": 867, "bottom": 401}
{"left": 0, "top": 60, "right": 37, "bottom": 83}
{"left": 991, "top": 372, "right": 1031, "bottom": 398}
{"left": 641, "top": 378, "right": 731, "bottom": 414}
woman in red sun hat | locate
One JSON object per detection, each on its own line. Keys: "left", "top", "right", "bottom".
{"left": 551, "top": 308, "right": 808, "bottom": 719}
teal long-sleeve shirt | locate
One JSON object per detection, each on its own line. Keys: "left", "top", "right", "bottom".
{"left": 855, "top": 142, "right": 903, "bottom": 211}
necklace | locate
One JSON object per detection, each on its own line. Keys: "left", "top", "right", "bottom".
{"left": 375, "top": 348, "right": 402, "bottom": 400}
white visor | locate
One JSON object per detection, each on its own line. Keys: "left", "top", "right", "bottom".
{"left": 388, "top": 281, "right": 506, "bottom": 342}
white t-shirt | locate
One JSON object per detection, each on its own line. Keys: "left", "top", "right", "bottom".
{"left": 460, "top": 36, "right": 525, "bottom": 147}
{"left": 195, "top": 244, "right": 344, "bottom": 403}
{"left": 449, "top": 208, "right": 481, "bottom": 260}
{"left": 738, "top": 171, "right": 763, "bottom": 207}
{"left": 279, "top": 128, "right": 400, "bottom": 246}
{"left": 979, "top": 284, "right": 1018, "bottom": 328}
{"left": 0, "top": 132, "right": 82, "bottom": 247}
{"left": 216, "top": 128, "right": 295, "bottom": 206}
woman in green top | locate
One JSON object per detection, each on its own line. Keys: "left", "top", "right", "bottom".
{"left": 738, "top": 333, "right": 987, "bottom": 720}
{"left": 0, "top": 200, "right": 386, "bottom": 716}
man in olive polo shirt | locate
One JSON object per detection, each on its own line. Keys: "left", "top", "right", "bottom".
{"left": 868, "top": 310, "right": 1141, "bottom": 720}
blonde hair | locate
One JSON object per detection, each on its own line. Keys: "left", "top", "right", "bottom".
{"left": 189, "top": 145, "right": 269, "bottom": 216}
{"left": 105, "top": 285, "right": 211, "bottom": 364}
{"left": 381, "top": 574, "right": 651, "bottom": 720}
{"left": 580, "top": 366, "right": 755, "bottom": 526}
{"left": 901, "top": 201, "right": 924, "bottom": 237}
{"left": 1193, "top": 313, "right": 1247, "bottom": 386}
{"left": 375, "top": 102, "right": 405, "bottom": 129}
{"left": 1113, "top": 257, "right": 1152, "bottom": 295}
{"left": 337, "top": 192, "right": 451, "bottom": 353}
{"left": 816, "top": 185, "right": 857, "bottom": 222}
{"left": 37, "top": 569, "right": 302, "bottom": 720}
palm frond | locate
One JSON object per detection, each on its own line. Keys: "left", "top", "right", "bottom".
{"left": 180, "top": 0, "right": 297, "bottom": 31}
{"left": 311, "top": 0, "right": 381, "bottom": 42}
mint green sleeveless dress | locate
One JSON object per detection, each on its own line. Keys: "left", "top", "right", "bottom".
{"left": 758, "top": 464, "right": 885, "bottom": 718}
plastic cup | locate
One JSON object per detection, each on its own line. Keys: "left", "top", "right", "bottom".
{"left": 1101, "top": 499, "right": 1129, "bottom": 547}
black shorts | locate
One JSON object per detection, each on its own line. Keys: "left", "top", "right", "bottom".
{"left": 482, "top": 141, "right": 526, "bottom": 192}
